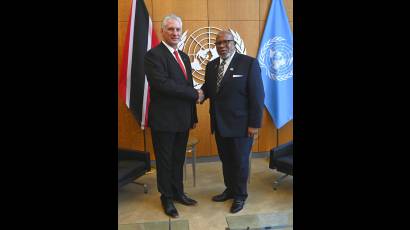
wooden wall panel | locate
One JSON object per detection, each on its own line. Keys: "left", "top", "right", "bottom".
{"left": 118, "top": 0, "right": 293, "bottom": 156}
{"left": 208, "top": 21, "right": 260, "bottom": 57}
{"left": 259, "top": 21, "right": 266, "bottom": 41}
{"left": 208, "top": 0, "right": 259, "bottom": 20}
{"left": 189, "top": 100, "right": 212, "bottom": 157}
{"left": 144, "top": 128, "right": 155, "bottom": 160}
{"left": 118, "top": 0, "right": 131, "bottom": 22}
{"left": 210, "top": 133, "right": 218, "bottom": 155}
{"left": 278, "top": 120, "right": 293, "bottom": 145}
{"left": 260, "top": 0, "right": 271, "bottom": 21}
{"left": 118, "top": 96, "right": 145, "bottom": 150}
{"left": 258, "top": 109, "right": 278, "bottom": 152}
{"left": 152, "top": 0, "right": 208, "bottom": 22}
{"left": 145, "top": 0, "right": 153, "bottom": 17}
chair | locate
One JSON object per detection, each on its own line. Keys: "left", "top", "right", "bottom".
{"left": 118, "top": 148, "right": 151, "bottom": 193}
{"left": 269, "top": 141, "right": 293, "bottom": 190}
{"left": 184, "top": 137, "right": 199, "bottom": 187}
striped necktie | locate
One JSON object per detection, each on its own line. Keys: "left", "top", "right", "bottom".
{"left": 216, "top": 58, "right": 226, "bottom": 92}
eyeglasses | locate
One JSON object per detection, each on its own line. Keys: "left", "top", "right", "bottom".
{"left": 214, "top": 40, "right": 234, "bottom": 46}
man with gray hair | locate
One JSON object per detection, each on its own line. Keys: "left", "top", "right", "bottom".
{"left": 144, "top": 14, "right": 202, "bottom": 218}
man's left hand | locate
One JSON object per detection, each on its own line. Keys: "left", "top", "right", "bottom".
{"left": 191, "top": 123, "right": 197, "bottom": 129}
{"left": 248, "top": 127, "right": 258, "bottom": 139}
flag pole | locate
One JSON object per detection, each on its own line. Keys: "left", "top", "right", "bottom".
{"left": 143, "top": 128, "right": 147, "bottom": 152}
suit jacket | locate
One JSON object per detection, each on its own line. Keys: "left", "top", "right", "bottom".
{"left": 201, "top": 53, "right": 265, "bottom": 137}
{"left": 144, "top": 42, "right": 198, "bottom": 132}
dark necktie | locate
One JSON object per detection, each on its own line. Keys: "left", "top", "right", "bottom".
{"left": 173, "top": 50, "right": 188, "bottom": 80}
{"left": 216, "top": 58, "right": 226, "bottom": 92}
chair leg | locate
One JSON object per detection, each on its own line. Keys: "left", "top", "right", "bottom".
{"left": 273, "top": 174, "right": 288, "bottom": 190}
{"left": 132, "top": 181, "right": 148, "bottom": 193}
{"left": 248, "top": 152, "right": 252, "bottom": 184}
{"left": 184, "top": 153, "right": 187, "bottom": 181}
{"left": 192, "top": 146, "right": 196, "bottom": 187}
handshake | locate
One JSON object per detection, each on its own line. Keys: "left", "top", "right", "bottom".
{"left": 196, "top": 89, "right": 204, "bottom": 104}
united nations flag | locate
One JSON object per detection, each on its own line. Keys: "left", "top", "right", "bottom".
{"left": 257, "top": 0, "right": 293, "bottom": 129}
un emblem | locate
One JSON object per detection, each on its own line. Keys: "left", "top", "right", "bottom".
{"left": 178, "top": 27, "right": 246, "bottom": 88}
{"left": 259, "top": 36, "right": 293, "bottom": 81}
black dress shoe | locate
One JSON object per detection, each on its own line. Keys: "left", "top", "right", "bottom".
{"left": 161, "top": 197, "right": 179, "bottom": 218}
{"left": 174, "top": 194, "right": 198, "bottom": 206}
{"left": 230, "top": 199, "right": 245, "bottom": 213}
{"left": 212, "top": 191, "right": 233, "bottom": 202}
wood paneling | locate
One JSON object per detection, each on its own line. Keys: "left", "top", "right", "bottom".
{"left": 259, "top": 21, "right": 266, "bottom": 41}
{"left": 190, "top": 99, "right": 212, "bottom": 157}
{"left": 145, "top": 0, "right": 153, "bottom": 17}
{"left": 284, "top": 0, "right": 293, "bottom": 11}
{"left": 118, "top": 22, "right": 127, "bottom": 74}
{"left": 152, "top": 0, "right": 208, "bottom": 22}
{"left": 208, "top": 0, "right": 259, "bottom": 21}
{"left": 258, "top": 109, "right": 278, "bottom": 152}
{"left": 260, "top": 0, "right": 271, "bottom": 21}
{"left": 144, "top": 128, "right": 155, "bottom": 160}
{"left": 118, "top": 0, "right": 293, "bottom": 156}
{"left": 278, "top": 120, "right": 293, "bottom": 145}
{"left": 210, "top": 133, "right": 218, "bottom": 155}
{"left": 118, "top": 0, "right": 131, "bottom": 22}
{"left": 118, "top": 96, "right": 145, "bottom": 150}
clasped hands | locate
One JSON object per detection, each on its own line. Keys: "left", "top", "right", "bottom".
{"left": 196, "top": 89, "right": 204, "bottom": 104}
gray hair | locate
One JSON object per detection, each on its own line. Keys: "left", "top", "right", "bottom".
{"left": 217, "top": 30, "right": 234, "bottom": 39}
{"left": 161, "top": 14, "right": 183, "bottom": 29}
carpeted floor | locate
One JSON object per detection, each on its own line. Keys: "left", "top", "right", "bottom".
{"left": 118, "top": 157, "right": 293, "bottom": 230}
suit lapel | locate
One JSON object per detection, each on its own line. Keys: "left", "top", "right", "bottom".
{"left": 160, "top": 43, "right": 189, "bottom": 81}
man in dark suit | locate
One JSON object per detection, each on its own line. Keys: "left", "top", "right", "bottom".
{"left": 199, "top": 31, "right": 265, "bottom": 213}
{"left": 144, "top": 14, "right": 203, "bottom": 218}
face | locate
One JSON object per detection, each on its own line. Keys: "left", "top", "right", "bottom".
{"left": 215, "top": 32, "right": 235, "bottom": 59}
{"left": 161, "top": 19, "right": 182, "bottom": 49}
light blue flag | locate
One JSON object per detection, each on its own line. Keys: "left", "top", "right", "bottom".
{"left": 257, "top": 0, "right": 293, "bottom": 129}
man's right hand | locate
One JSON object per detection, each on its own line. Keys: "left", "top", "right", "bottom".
{"left": 196, "top": 89, "right": 204, "bottom": 104}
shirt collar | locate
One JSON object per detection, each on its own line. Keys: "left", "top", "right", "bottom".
{"left": 162, "top": 41, "right": 178, "bottom": 54}
{"left": 220, "top": 51, "right": 236, "bottom": 65}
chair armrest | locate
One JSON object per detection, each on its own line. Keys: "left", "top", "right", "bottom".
{"left": 271, "top": 141, "right": 293, "bottom": 159}
{"left": 118, "top": 149, "right": 151, "bottom": 172}
{"left": 269, "top": 141, "right": 293, "bottom": 169}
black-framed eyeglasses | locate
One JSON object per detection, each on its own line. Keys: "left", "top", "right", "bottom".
{"left": 214, "top": 40, "right": 234, "bottom": 46}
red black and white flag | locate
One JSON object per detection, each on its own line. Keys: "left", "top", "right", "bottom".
{"left": 119, "top": 0, "right": 159, "bottom": 129}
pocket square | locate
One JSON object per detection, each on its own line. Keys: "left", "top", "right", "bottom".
{"left": 233, "top": 74, "right": 245, "bottom": 78}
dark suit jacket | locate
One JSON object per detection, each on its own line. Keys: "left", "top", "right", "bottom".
{"left": 144, "top": 42, "right": 198, "bottom": 132}
{"left": 201, "top": 53, "right": 265, "bottom": 137}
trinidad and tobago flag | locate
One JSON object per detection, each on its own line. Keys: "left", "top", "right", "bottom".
{"left": 119, "top": 0, "right": 160, "bottom": 129}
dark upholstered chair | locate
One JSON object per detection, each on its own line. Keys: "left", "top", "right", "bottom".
{"left": 269, "top": 141, "right": 293, "bottom": 190}
{"left": 118, "top": 149, "right": 151, "bottom": 193}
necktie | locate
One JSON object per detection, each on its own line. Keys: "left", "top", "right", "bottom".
{"left": 216, "top": 58, "right": 226, "bottom": 92}
{"left": 173, "top": 50, "right": 188, "bottom": 80}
